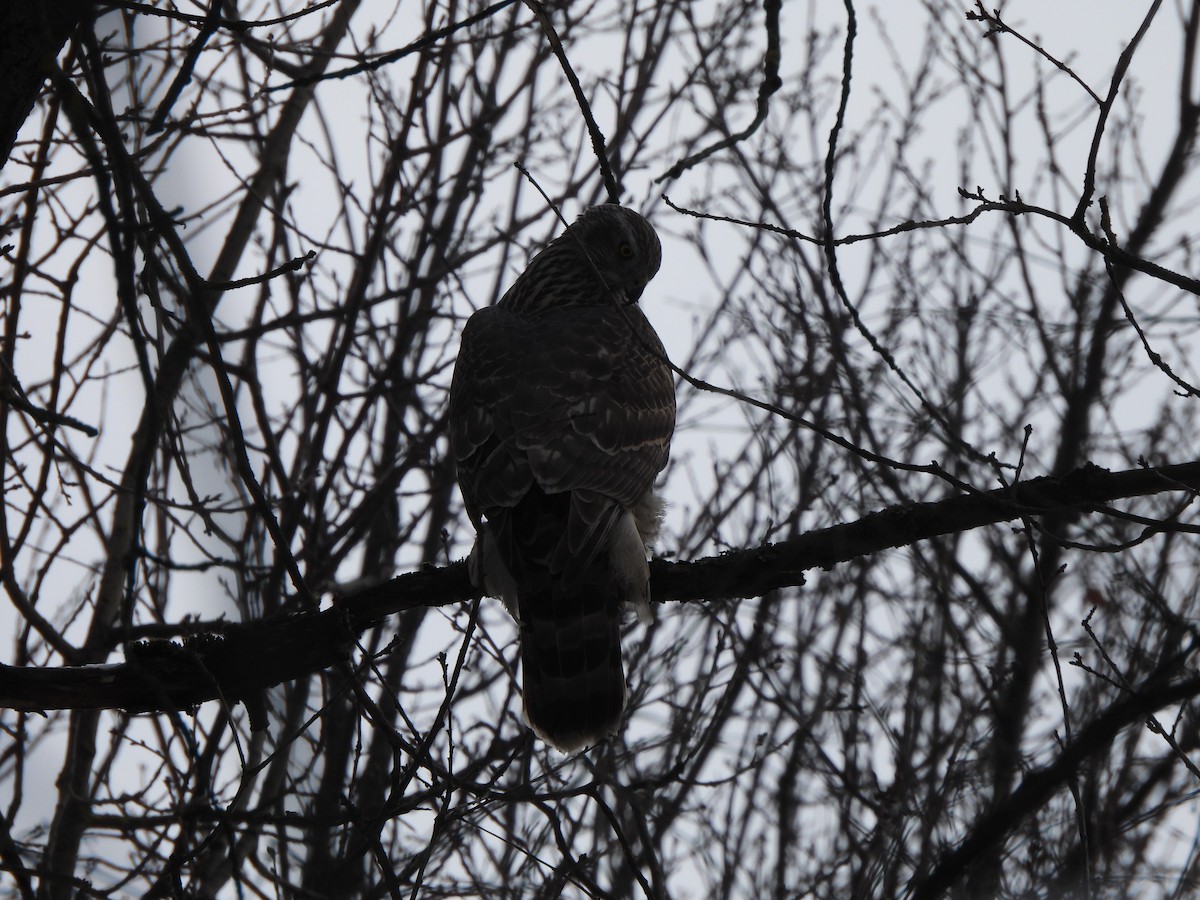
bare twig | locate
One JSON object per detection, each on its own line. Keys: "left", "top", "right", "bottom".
{"left": 656, "top": 0, "right": 783, "bottom": 183}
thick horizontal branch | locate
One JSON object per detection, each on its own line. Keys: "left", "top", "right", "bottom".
{"left": 654, "top": 459, "right": 1200, "bottom": 603}
{"left": 1, "top": 459, "right": 1197, "bottom": 718}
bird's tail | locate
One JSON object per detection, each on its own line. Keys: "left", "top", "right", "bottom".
{"left": 517, "top": 570, "right": 626, "bottom": 753}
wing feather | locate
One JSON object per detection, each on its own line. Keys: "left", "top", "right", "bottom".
{"left": 449, "top": 303, "right": 675, "bottom": 556}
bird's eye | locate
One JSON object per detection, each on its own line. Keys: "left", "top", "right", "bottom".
{"left": 619, "top": 242, "right": 634, "bottom": 259}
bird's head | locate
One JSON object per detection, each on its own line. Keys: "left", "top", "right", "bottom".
{"left": 564, "top": 204, "right": 662, "bottom": 304}
{"left": 498, "top": 204, "right": 662, "bottom": 310}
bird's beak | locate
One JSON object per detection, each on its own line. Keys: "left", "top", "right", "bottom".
{"left": 624, "top": 285, "right": 644, "bottom": 304}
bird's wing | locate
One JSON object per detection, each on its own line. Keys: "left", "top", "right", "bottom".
{"left": 449, "top": 303, "right": 675, "bottom": 580}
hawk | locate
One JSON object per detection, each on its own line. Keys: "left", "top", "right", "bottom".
{"left": 448, "top": 204, "right": 676, "bottom": 752}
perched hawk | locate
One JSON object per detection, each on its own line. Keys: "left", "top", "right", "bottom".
{"left": 449, "top": 204, "right": 676, "bottom": 752}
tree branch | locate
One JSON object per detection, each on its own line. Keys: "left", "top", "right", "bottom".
{"left": 913, "top": 661, "right": 1200, "bottom": 900}
{"left": 2, "top": 459, "right": 1198, "bottom": 718}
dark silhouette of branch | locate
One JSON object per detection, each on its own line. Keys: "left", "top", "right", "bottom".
{"left": 664, "top": 190, "right": 1200, "bottom": 297}
{"left": 656, "top": 0, "right": 782, "bottom": 183}
{"left": 267, "top": 0, "right": 520, "bottom": 91}
{"left": 522, "top": 0, "right": 621, "bottom": 201}
{"left": 0, "top": 1, "right": 88, "bottom": 171}
{"left": 913, "top": 663, "right": 1200, "bottom": 900}
{"left": 966, "top": 2, "right": 1102, "bottom": 104}
{"left": 3, "top": 459, "right": 1197, "bottom": 717}
{"left": 1073, "top": 0, "right": 1164, "bottom": 220}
